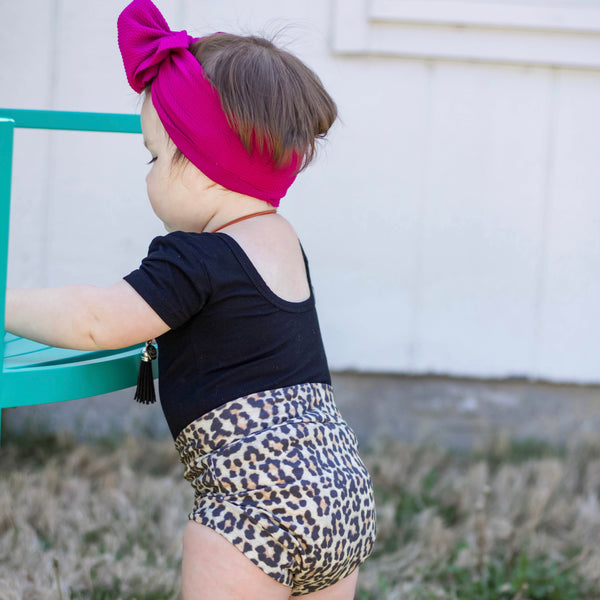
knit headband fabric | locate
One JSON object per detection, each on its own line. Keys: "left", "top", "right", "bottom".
{"left": 117, "top": 0, "right": 299, "bottom": 205}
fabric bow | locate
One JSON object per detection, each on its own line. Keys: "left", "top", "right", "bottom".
{"left": 118, "top": 0, "right": 197, "bottom": 93}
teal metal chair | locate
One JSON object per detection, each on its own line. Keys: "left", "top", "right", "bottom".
{"left": 0, "top": 109, "right": 150, "bottom": 444}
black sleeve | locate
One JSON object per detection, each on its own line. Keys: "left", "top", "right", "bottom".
{"left": 123, "top": 232, "right": 212, "bottom": 329}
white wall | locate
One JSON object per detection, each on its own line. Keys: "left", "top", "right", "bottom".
{"left": 1, "top": 0, "right": 599, "bottom": 383}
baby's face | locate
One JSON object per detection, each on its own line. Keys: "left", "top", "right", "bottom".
{"left": 140, "top": 95, "right": 181, "bottom": 230}
{"left": 141, "top": 95, "right": 219, "bottom": 233}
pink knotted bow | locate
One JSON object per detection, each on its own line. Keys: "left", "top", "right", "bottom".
{"left": 117, "top": 0, "right": 299, "bottom": 204}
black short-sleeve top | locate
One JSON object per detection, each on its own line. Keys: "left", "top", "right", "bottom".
{"left": 124, "top": 232, "right": 331, "bottom": 438}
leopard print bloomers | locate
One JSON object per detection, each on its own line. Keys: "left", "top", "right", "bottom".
{"left": 174, "top": 383, "right": 376, "bottom": 596}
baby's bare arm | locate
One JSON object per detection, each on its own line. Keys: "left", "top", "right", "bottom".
{"left": 5, "top": 280, "right": 170, "bottom": 351}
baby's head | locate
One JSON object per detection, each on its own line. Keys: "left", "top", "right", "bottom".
{"left": 119, "top": 0, "right": 337, "bottom": 206}
{"left": 179, "top": 33, "right": 336, "bottom": 172}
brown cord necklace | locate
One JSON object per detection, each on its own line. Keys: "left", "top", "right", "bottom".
{"left": 210, "top": 209, "right": 277, "bottom": 233}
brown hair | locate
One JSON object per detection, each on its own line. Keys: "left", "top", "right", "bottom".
{"left": 173, "top": 32, "right": 337, "bottom": 172}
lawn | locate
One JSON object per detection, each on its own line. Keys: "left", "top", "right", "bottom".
{"left": 1, "top": 430, "right": 600, "bottom": 599}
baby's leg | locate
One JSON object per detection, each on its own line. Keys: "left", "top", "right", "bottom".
{"left": 182, "top": 521, "right": 291, "bottom": 600}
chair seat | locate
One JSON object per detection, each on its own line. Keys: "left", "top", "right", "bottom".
{"left": 1, "top": 334, "right": 144, "bottom": 408}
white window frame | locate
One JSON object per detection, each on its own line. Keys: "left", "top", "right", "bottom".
{"left": 331, "top": 0, "right": 600, "bottom": 68}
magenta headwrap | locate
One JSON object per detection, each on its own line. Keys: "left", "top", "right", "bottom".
{"left": 117, "top": 0, "right": 299, "bottom": 205}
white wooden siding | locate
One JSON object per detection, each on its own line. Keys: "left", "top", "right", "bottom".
{"left": 0, "top": 0, "right": 598, "bottom": 382}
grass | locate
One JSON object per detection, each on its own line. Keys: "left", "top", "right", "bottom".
{"left": 472, "top": 437, "right": 568, "bottom": 472}
{"left": 451, "top": 554, "right": 585, "bottom": 599}
{"left": 358, "top": 436, "right": 600, "bottom": 599}
{"left": 68, "top": 578, "right": 175, "bottom": 600}
{"left": 2, "top": 431, "right": 600, "bottom": 599}
{"left": 406, "top": 545, "right": 593, "bottom": 600}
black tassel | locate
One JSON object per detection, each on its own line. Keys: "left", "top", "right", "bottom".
{"left": 134, "top": 340, "right": 157, "bottom": 404}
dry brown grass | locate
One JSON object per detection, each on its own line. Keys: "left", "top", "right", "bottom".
{"left": 1, "top": 432, "right": 600, "bottom": 599}
{"left": 358, "top": 435, "right": 600, "bottom": 598}
{"left": 0, "top": 435, "right": 189, "bottom": 600}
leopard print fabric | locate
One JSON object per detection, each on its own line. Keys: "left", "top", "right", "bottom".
{"left": 175, "top": 383, "right": 376, "bottom": 596}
